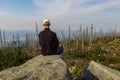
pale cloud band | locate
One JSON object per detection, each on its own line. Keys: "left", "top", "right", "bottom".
{"left": 33, "top": 0, "right": 120, "bottom": 19}
{"left": 0, "top": 11, "right": 11, "bottom": 16}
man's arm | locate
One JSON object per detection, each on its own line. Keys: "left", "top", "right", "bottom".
{"left": 54, "top": 33, "right": 59, "bottom": 49}
{"left": 39, "top": 33, "right": 41, "bottom": 46}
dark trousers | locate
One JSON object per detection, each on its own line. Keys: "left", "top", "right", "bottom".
{"left": 56, "top": 46, "right": 64, "bottom": 55}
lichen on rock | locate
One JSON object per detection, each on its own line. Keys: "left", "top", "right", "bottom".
{"left": 0, "top": 55, "right": 71, "bottom": 80}
{"left": 84, "top": 61, "right": 120, "bottom": 80}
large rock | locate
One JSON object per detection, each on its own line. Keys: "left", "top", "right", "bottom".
{"left": 0, "top": 55, "right": 70, "bottom": 80}
{"left": 84, "top": 61, "right": 120, "bottom": 80}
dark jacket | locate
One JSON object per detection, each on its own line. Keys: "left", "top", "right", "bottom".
{"left": 39, "top": 28, "right": 59, "bottom": 56}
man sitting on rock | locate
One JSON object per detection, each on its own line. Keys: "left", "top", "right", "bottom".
{"left": 39, "top": 19, "right": 63, "bottom": 56}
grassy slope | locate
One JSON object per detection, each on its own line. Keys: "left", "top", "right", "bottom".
{"left": 0, "top": 36, "right": 120, "bottom": 78}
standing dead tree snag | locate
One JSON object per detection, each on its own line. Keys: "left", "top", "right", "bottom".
{"left": 0, "top": 28, "right": 3, "bottom": 48}
{"left": 89, "top": 24, "right": 93, "bottom": 47}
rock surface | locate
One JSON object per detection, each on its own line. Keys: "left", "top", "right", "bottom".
{"left": 0, "top": 55, "right": 70, "bottom": 80}
{"left": 84, "top": 61, "right": 120, "bottom": 80}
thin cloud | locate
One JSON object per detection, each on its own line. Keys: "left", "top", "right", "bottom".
{"left": 0, "top": 11, "right": 11, "bottom": 16}
{"left": 33, "top": 0, "right": 90, "bottom": 18}
{"left": 33, "top": 0, "right": 120, "bottom": 19}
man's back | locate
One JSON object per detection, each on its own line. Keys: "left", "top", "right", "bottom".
{"left": 39, "top": 28, "right": 59, "bottom": 56}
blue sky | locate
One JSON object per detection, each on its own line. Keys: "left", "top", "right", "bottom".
{"left": 0, "top": 0, "right": 35, "bottom": 14}
{"left": 0, "top": 0, "right": 120, "bottom": 31}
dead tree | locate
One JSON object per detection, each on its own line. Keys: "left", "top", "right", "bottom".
{"left": 89, "top": 24, "right": 93, "bottom": 47}
{"left": 61, "top": 30, "right": 65, "bottom": 46}
{"left": 68, "top": 25, "right": 71, "bottom": 42}
{"left": 85, "top": 26, "right": 89, "bottom": 41}
{"left": 82, "top": 29, "right": 85, "bottom": 53}
{"left": 79, "top": 24, "right": 84, "bottom": 53}
{"left": 31, "top": 34, "right": 34, "bottom": 44}
{"left": 12, "top": 34, "right": 15, "bottom": 47}
{"left": 26, "top": 33, "right": 29, "bottom": 48}
{"left": 79, "top": 24, "right": 82, "bottom": 42}
{"left": 0, "top": 28, "right": 3, "bottom": 47}
{"left": 75, "top": 31, "right": 79, "bottom": 50}
{"left": 3, "top": 30, "right": 6, "bottom": 47}
{"left": 35, "top": 21, "right": 39, "bottom": 54}
{"left": 17, "top": 33, "right": 20, "bottom": 46}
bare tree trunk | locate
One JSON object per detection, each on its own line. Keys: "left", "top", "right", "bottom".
{"left": 82, "top": 29, "right": 85, "bottom": 53}
{"left": 89, "top": 24, "right": 93, "bottom": 47}
{"left": 79, "top": 24, "right": 83, "bottom": 42}
{"left": 26, "top": 33, "right": 29, "bottom": 48}
{"left": 0, "top": 28, "right": 3, "bottom": 48}
{"left": 34, "top": 34, "right": 36, "bottom": 45}
{"left": 79, "top": 24, "right": 83, "bottom": 53}
{"left": 86, "top": 26, "right": 89, "bottom": 41}
{"left": 75, "top": 38, "right": 79, "bottom": 50}
{"left": 68, "top": 25, "right": 71, "bottom": 42}
{"left": 35, "top": 21, "right": 39, "bottom": 54}
{"left": 12, "top": 34, "right": 15, "bottom": 47}
{"left": 31, "top": 34, "right": 34, "bottom": 44}
{"left": 33, "top": 33, "right": 37, "bottom": 54}
{"left": 61, "top": 30, "right": 65, "bottom": 46}
{"left": 75, "top": 31, "right": 79, "bottom": 50}
{"left": 17, "top": 33, "right": 20, "bottom": 47}
{"left": 3, "top": 30, "right": 6, "bottom": 47}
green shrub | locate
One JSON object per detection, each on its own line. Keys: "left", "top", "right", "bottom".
{"left": 111, "top": 66, "right": 120, "bottom": 71}
{"left": 70, "top": 62, "right": 84, "bottom": 79}
{"left": 0, "top": 47, "right": 33, "bottom": 71}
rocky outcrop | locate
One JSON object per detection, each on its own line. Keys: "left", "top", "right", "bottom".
{"left": 1, "top": 55, "right": 120, "bottom": 80}
{"left": 0, "top": 55, "right": 70, "bottom": 80}
{"left": 84, "top": 61, "right": 120, "bottom": 80}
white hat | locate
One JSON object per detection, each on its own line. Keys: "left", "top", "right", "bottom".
{"left": 43, "top": 19, "right": 50, "bottom": 24}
